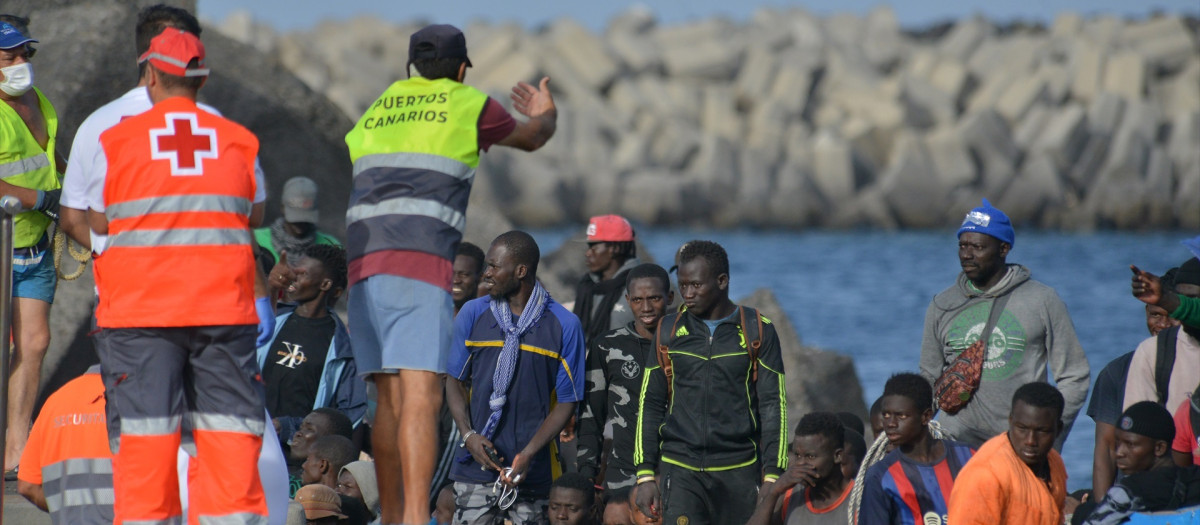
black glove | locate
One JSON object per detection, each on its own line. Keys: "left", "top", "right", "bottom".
{"left": 35, "top": 189, "right": 60, "bottom": 222}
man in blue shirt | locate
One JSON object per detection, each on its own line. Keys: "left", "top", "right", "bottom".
{"left": 446, "top": 231, "right": 585, "bottom": 524}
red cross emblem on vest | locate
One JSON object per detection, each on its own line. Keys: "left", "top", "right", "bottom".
{"left": 149, "top": 112, "right": 218, "bottom": 176}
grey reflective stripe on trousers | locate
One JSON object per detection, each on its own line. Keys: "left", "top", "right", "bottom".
{"left": 346, "top": 197, "right": 466, "bottom": 233}
{"left": 352, "top": 151, "right": 475, "bottom": 182}
{"left": 191, "top": 412, "right": 265, "bottom": 435}
{"left": 121, "top": 415, "right": 182, "bottom": 436}
{"left": 106, "top": 194, "right": 252, "bottom": 221}
{"left": 197, "top": 512, "right": 269, "bottom": 525}
{"left": 46, "top": 487, "right": 116, "bottom": 510}
{"left": 125, "top": 518, "right": 183, "bottom": 525}
{"left": 107, "top": 228, "right": 252, "bottom": 248}
{"left": 0, "top": 152, "right": 50, "bottom": 179}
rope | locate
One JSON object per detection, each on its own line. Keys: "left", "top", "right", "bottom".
{"left": 52, "top": 227, "right": 90, "bottom": 281}
{"left": 847, "top": 421, "right": 945, "bottom": 525}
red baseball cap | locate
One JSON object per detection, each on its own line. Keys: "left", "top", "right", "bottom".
{"left": 586, "top": 215, "right": 634, "bottom": 242}
{"left": 138, "top": 28, "right": 209, "bottom": 77}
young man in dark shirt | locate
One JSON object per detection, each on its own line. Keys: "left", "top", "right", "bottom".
{"left": 260, "top": 244, "right": 365, "bottom": 444}
{"left": 576, "top": 263, "right": 672, "bottom": 525}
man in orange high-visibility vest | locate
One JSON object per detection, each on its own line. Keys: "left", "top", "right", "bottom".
{"left": 87, "top": 28, "right": 267, "bottom": 524}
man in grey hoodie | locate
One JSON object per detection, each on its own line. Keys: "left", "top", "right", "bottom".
{"left": 920, "top": 199, "right": 1090, "bottom": 448}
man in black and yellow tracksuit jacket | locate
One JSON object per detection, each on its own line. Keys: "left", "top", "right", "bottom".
{"left": 633, "top": 240, "right": 787, "bottom": 525}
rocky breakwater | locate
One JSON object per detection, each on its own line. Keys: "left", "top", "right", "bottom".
{"left": 218, "top": 7, "right": 1200, "bottom": 230}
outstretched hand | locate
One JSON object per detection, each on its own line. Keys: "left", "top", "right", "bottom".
{"left": 511, "top": 77, "right": 555, "bottom": 119}
{"left": 1131, "top": 265, "right": 1162, "bottom": 305}
{"left": 634, "top": 481, "right": 661, "bottom": 522}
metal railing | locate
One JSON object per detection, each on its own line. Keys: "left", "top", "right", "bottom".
{"left": 0, "top": 195, "right": 24, "bottom": 522}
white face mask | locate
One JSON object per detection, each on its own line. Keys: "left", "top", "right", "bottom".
{"left": 0, "top": 62, "right": 34, "bottom": 96}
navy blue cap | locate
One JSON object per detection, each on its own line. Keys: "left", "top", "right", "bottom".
{"left": 408, "top": 24, "right": 472, "bottom": 67}
{"left": 0, "top": 22, "right": 36, "bottom": 50}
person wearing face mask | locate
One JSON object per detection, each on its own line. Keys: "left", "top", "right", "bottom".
{"left": 0, "top": 16, "right": 67, "bottom": 477}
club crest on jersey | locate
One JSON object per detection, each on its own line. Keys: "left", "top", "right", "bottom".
{"left": 150, "top": 112, "right": 217, "bottom": 176}
{"left": 621, "top": 359, "right": 640, "bottom": 379}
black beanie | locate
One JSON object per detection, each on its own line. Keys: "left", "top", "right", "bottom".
{"left": 1175, "top": 257, "right": 1200, "bottom": 288}
{"left": 1118, "top": 401, "right": 1176, "bottom": 443}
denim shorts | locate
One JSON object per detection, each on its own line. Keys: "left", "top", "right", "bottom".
{"left": 13, "top": 243, "right": 56, "bottom": 303}
{"left": 348, "top": 274, "right": 453, "bottom": 375}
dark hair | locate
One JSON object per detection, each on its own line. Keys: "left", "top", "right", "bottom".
{"left": 550, "top": 472, "right": 595, "bottom": 506}
{"left": 302, "top": 243, "right": 349, "bottom": 294}
{"left": 456, "top": 241, "right": 485, "bottom": 276}
{"left": 611, "top": 241, "right": 637, "bottom": 260}
{"left": 1161, "top": 267, "right": 1179, "bottom": 293}
{"left": 869, "top": 396, "right": 884, "bottom": 418}
{"left": 882, "top": 373, "right": 934, "bottom": 413}
{"left": 626, "top": 263, "right": 670, "bottom": 294}
{"left": 1011, "top": 382, "right": 1065, "bottom": 419}
{"left": 313, "top": 407, "right": 355, "bottom": 440}
{"left": 150, "top": 63, "right": 205, "bottom": 91}
{"left": 411, "top": 57, "right": 466, "bottom": 80}
{"left": 493, "top": 230, "right": 540, "bottom": 276}
{"left": 136, "top": 4, "right": 200, "bottom": 55}
{"left": 794, "top": 412, "right": 845, "bottom": 449}
{"left": 312, "top": 434, "right": 359, "bottom": 473}
{"left": 842, "top": 428, "right": 866, "bottom": 463}
{"left": 678, "top": 240, "right": 729, "bottom": 278}
{"left": 835, "top": 412, "right": 865, "bottom": 436}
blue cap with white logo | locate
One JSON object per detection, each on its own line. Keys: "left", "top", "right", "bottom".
{"left": 0, "top": 22, "right": 36, "bottom": 50}
{"left": 957, "top": 198, "right": 1014, "bottom": 247}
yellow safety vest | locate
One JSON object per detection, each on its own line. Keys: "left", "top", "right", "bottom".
{"left": 0, "top": 87, "right": 61, "bottom": 247}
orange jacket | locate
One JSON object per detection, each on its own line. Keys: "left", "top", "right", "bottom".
{"left": 946, "top": 432, "right": 1066, "bottom": 525}
{"left": 95, "top": 96, "right": 258, "bottom": 328}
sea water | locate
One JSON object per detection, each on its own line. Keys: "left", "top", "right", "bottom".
{"left": 531, "top": 227, "right": 1194, "bottom": 488}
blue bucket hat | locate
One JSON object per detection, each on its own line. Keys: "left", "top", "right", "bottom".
{"left": 0, "top": 22, "right": 37, "bottom": 50}
{"left": 957, "top": 198, "right": 1014, "bottom": 247}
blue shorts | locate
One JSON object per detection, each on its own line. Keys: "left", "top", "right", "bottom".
{"left": 13, "top": 246, "right": 55, "bottom": 303}
{"left": 348, "top": 274, "right": 453, "bottom": 375}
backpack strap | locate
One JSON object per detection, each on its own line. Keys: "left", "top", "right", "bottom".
{"left": 656, "top": 313, "right": 683, "bottom": 400}
{"left": 1156, "top": 326, "right": 1180, "bottom": 405}
{"left": 739, "top": 306, "right": 764, "bottom": 382}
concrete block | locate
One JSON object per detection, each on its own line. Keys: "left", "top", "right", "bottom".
{"left": 1100, "top": 121, "right": 1153, "bottom": 186}
{"left": 701, "top": 87, "right": 743, "bottom": 143}
{"left": 659, "top": 79, "right": 704, "bottom": 122}
{"left": 906, "top": 50, "right": 938, "bottom": 80}
{"left": 605, "top": 78, "right": 651, "bottom": 119}
{"left": 1175, "top": 150, "right": 1200, "bottom": 229}
{"left": 929, "top": 59, "right": 970, "bottom": 103}
{"left": 735, "top": 46, "right": 778, "bottom": 105}
{"left": 1144, "top": 147, "right": 1176, "bottom": 228}
{"left": 686, "top": 134, "right": 739, "bottom": 193}
{"left": 468, "top": 24, "right": 523, "bottom": 73}
{"left": 862, "top": 5, "right": 904, "bottom": 69}
{"left": 767, "top": 160, "right": 823, "bottom": 227}
{"left": 998, "top": 153, "right": 1064, "bottom": 225}
{"left": 504, "top": 156, "right": 568, "bottom": 226}
{"left": 1102, "top": 51, "right": 1146, "bottom": 100}
{"left": 618, "top": 170, "right": 696, "bottom": 224}
{"left": 788, "top": 10, "right": 828, "bottom": 55}
{"left": 472, "top": 50, "right": 540, "bottom": 94}
{"left": 605, "top": 5, "right": 656, "bottom": 36}
{"left": 1121, "top": 16, "right": 1197, "bottom": 71}
{"left": 657, "top": 20, "right": 743, "bottom": 79}
{"left": 902, "top": 74, "right": 957, "bottom": 127}
{"left": 1167, "top": 110, "right": 1200, "bottom": 173}
{"left": 744, "top": 98, "right": 790, "bottom": 167}
{"left": 938, "top": 17, "right": 992, "bottom": 63}
{"left": 610, "top": 132, "right": 649, "bottom": 173}
{"left": 648, "top": 118, "right": 701, "bottom": 170}
{"left": 925, "top": 126, "right": 977, "bottom": 188}
{"left": 966, "top": 74, "right": 1014, "bottom": 114}
{"left": 1083, "top": 16, "right": 1123, "bottom": 50}
{"left": 828, "top": 184, "right": 898, "bottom": 230}
{"left": 738, "top": 149, "right": 776, "bottom": 226}
{"left": 1117, "top": 99, "right": 1163, "bottom": 145}
{"left": 968, "top": 36, "right": 1041, "bottom": 82}
{"left": 767, "top": 63, "right": 815, "bottom": 116}
{"left": 1014, "top": 104, "right": 1053, "bottom": 149}
{"left": 995, "top": 73, "right": 1048, "bottom": 124}
{"left": 1033, "top": 103, "right": 1090, "bottom": 170}
{"left": 956, "top": 110, "right": 1020, "bottom": 190}
{"left": 749, "top": 8, "right": 797, "bottom": 51}
{"left": 1039, "top": 63, "right": 1071, "bottom": 104}
{"left": 1068, "top": 134, "right": 1111, "bottom": 191}
{"left": 1069, "top": 41, "right": 1106, "bottom": 103}
{"left": 843, "top": 119, "right": 890, "bottom": 177}
{"left": 1087, "top": 92, "right": 1126, "bottom": 136}
{"left": 811, "top": 130, "right": 857, "bottom": 203}
{"left": 879, "top": 132, "right": 949, "bottom": 228}
{"left": 1159, "top": 59, "right": 1200, "bottom": 115}
{"left": 1052, "top": 13, "right": 1083, "bottom": 38}
{"left": 606, "top": 33, "right": 661, "bottom": 73}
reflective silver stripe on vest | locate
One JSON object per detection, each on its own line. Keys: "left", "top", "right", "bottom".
{"left": 45, "top": 487, "right": 117, "bottom": 510}
{"left": 107, "top": 228, "right": 252, "bottom": 248}
{"left": 352, "top": 152, "right": 475, "bottom": 182}
{"left": 106, "top": 194, "right": 252, "bottom": 221}
{"left": 121, "top": 415, "right": 181, "bottom": 436}
{"left": 191, "top": 412, "right": 265, "bottom": 435}
{"left": 346, "top": 197, "right": 465, "bottom": 233}
{"left": 0, "top": 153, "right": 50, "bottom": 179}
{"left": 43, "top": 457, "right": 113, "bottom": 482}
{"left": 198, "top": 513, "right": 269, "bottom": 525}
